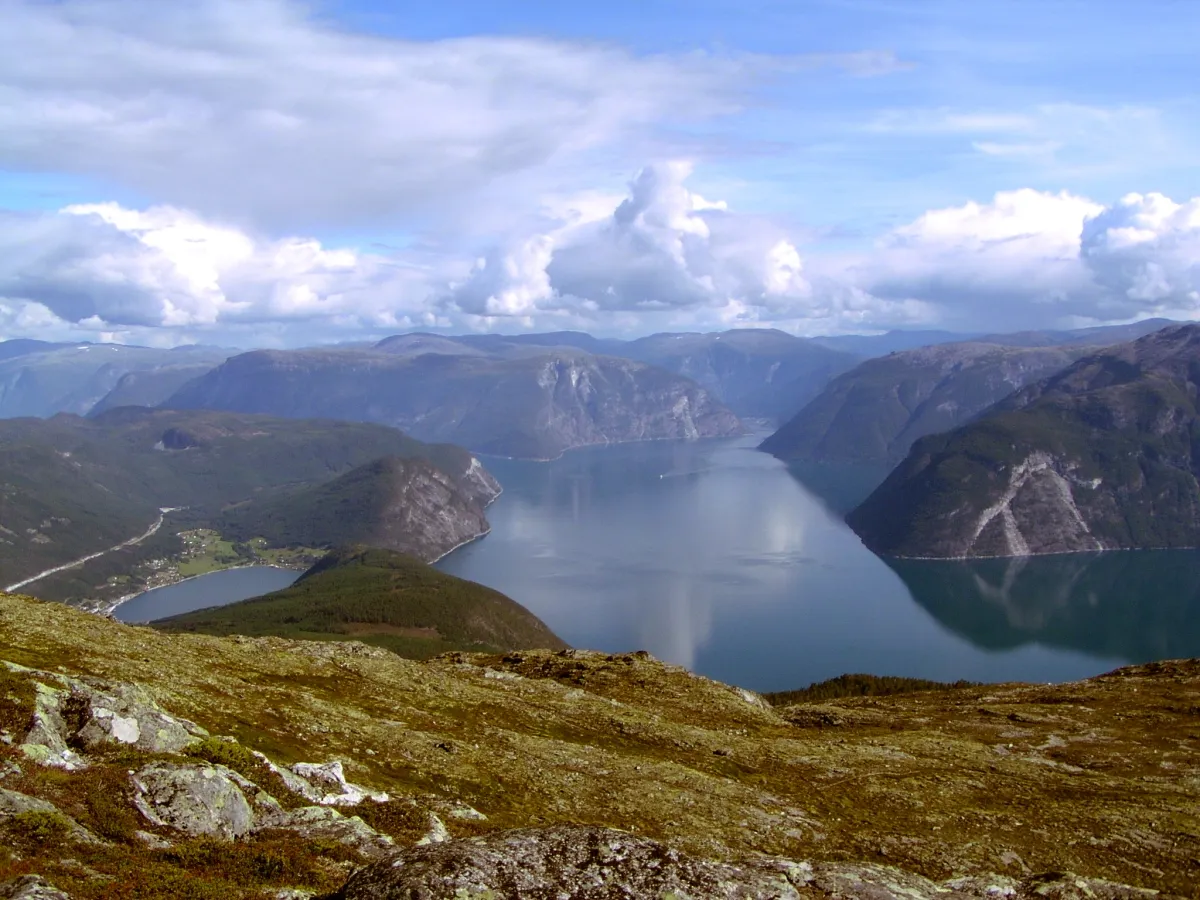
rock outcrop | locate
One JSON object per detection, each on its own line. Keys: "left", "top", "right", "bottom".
{"left": 848, "top": 324, "right": 1200, "bottom": 558}
{"left": 166, "top": 345, "right": 743, "bottom": 459}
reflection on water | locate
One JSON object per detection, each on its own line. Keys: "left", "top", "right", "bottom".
{"left": 437, "top": 436, "right": 1152, "bottom": 692}
{"left": 890, "top": 552, "right": 1200, "bottom": 664}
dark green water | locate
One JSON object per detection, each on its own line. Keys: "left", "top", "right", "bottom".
{"left": 436, "top": 435, "right": 1200, "bottom": 692}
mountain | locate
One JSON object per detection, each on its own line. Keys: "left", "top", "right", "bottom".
{"left": 761, "top": 343, "right": 1087, "bottom": 467}
{"left": 0, "top": 409, "right": 499, "bottom": 596}
{"left": 165, "top": 346, "right": 742, "bottom": 459}
{"left": 217, "top": 456, "right": 494, "bottom": 562}
{"left": 154, "top": 546, "right": 567, "bottom": 658}
{"left": 617, "top": 329, "right": 860, "bottom": 421}
{"left": 87, "top": 363, "right": 222, "bottom": 416}
{"left": 807, "top": 319, "right": 1182, "bottom": 359}
{"left": 847, "top": 324, "right": 1200, "bottom": 558}
{"left": 0, "top": 342, "right": 230, "bottom": 418}
{"left": 0, "top": 590, "right": 1192, "bottom": 897}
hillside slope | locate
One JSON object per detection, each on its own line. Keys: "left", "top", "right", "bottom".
{"left": 761, "top": 343, "right": 1086, "bottom": 467}
{"left": 848, "top": 324, "right": 1200, "bottom": 558}
{"left": 0, "top": 410, "right": 499, "bottom": 594}
{"left": 154, "top": 546, "right": 567, "bottom": 658}
{"left": 0, "top": 591, "right": 1194, "bottom": 897}
{"left": 166, "top": 347, "right": 743, "bottom": 459}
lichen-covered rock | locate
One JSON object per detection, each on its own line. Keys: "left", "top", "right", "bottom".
{"left": 326, "top": 826, "right": 812, "bottom": 899}
{"left": 4, "top": 662, "right": 206, "bottom": 769}
{"left": 260, "top": 804, "right": 396, "bottom": 860}
{"left": 65, "top": 679, "right": 207, "bottom": 754}
{"left": 0, "top": 875, "right": 72, "bottom": 900}
{"left": 290, "top": 761, "right": 388, "bottom": 806}
{"left": 0, "top": 788, "right": 100, "bottom": 844}
{"left": 130, "top": 763, "right": 255, "bottom": 839}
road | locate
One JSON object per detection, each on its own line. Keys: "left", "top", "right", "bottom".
{"left": 4, "top": 507, "right": 181, "bottom": 593}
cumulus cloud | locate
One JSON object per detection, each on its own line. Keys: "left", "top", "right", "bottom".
{"left": 444, "top": 161, "right": 820, "bottom": 328}
{"left": 1082, "top": 193, "right": 1200, "bottom": 311}
{"left": 0, "top": 0, "right": 757, "bottom": 231}
{"left": 0, "top": 203, "right": 457, "bottom": 343}
{"left": 2, "top": 176, "right": 1198, "bottom": 345}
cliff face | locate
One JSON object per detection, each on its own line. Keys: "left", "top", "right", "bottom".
{"left": 0, "top": 591, "right": 1195, "bottom": 897}
{"left": 761, "top": 343, "right": 1085, "bottom": 467}
{"left": 166, "top": 347, "right": 743, "bottom": 459}
{"left": 619, "top": 329, "right": 860, "bottom": 421}
{"left": 848, "top": 325, "right": 1200, "bottom": 558}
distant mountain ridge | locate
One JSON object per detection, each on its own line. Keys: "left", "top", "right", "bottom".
{"left": 165, "top": 345, "right": 743, "bottom": 459}
{"left": 848, "top": 324, "right": 1200, "bottom": 558}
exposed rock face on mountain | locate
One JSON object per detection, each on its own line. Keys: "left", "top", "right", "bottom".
{"left": 761, "top": 343, "right": 1086, "bottom": 467}
{"left": 0, "top": 342, "right": 228, "bottom": 419}
{"left": 0, "top": 592, "right": 1194, "bottom": 897}
{"left": 86, "top": 364, "right": 221, "bottom": 416}
{"left": 155, "top": 546, "right": 568, "bottom": 658}
{"left": 848, "top": 325, "right": 1200, "bottom": 558}
{"left": 0, "top": 409, "right": 499, "bottom": 594}
{"left": 617, "top": 329, "right": 860, "bottom": 421}
{"left": 166, "top": 345, "right": 743, "bottom": 458}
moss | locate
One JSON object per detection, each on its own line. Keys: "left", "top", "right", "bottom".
{"left": 184, "top": 737, "right": 307, "bottom": 809}
{"left": 0, "top": 665, "right": 35, "bottom": 737}
{"left": 3, "top": 810, "right": 73, "bottom": 851}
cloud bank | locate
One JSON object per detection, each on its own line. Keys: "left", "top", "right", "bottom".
{"left": 1, "top": 167, "right": 1198, "bottom": 345}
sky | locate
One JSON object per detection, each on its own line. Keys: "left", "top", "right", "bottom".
{"left": 0, "top": 0, "right": 1198, "bottom": 347}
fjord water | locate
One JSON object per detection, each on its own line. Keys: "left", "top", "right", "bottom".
{"left": 437, "top": 435, "right": 1200, "bottom": 692}
{"left": 115, "top": 566, "right": 299, "bottom": 623}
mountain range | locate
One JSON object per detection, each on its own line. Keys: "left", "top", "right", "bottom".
{"left": 165, "top": 343, "right": 744, "bottom": 459}
{"left": 848, "top": 324, "right": 1200, "bottom": 558}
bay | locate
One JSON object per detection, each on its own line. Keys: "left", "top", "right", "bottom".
{"left": 114, "top": 566, "right": 300, "bottom": 623}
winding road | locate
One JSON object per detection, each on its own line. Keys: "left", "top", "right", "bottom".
{"left": 4, "top": 507, "right": 181, "bottom": 593}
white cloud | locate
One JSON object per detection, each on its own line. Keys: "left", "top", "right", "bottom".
{"left": 1082, "top": 193, "right": 1200, "bottom": 310}
{"left": 0, "top": 0, "right": 756, "bottom": 231}
{"left": 2, "top": 178, "right": 1198, "bottom": 345}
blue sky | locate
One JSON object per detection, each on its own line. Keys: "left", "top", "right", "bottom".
{"left": 0, "top": 0, "right": 1197, "bottom": 344}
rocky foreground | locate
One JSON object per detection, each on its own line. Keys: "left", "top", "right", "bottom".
{"left": 0, "top": 591, "right": 1197, "bottom": 898}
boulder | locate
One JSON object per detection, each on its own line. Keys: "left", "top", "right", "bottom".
{"left": 260, "top": 804, "right": 396, "bottom": 860}
{"left": 0, "top": 876, "right": 72, "bottom": 900}
{"left": 131, "top": 763, "right": 255, "bottom": 840}
{"left": 290, "top": 760, "right": 388, "bottom": 806}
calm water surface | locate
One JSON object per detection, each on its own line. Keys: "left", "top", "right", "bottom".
{"left": 438, "top": 435, "right": 1200, "bottom": 691}
{"left": 113, "top": 436, "right": 1200, "bottom": 691}
{"left": 115, "top": 566, "right": 299, "bottom": 623}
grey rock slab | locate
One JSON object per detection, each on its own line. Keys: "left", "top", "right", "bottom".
{"left": 0, "top": 876, "right": 72, "bottom": 900}
{"left": 131, "top": 762, "right": 255, "bottom": 839}
{"left": 261, "top": 804, "right": 396, "bottom": 860}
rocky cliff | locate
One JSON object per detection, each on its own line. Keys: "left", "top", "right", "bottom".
{"left": 761, "top": 343, "right": 1085, "bottom": 467}
{"left": 848, "top": 324, "right": 1200, "bottom": 558}
{"left": 0, "top": 591, "right": 1193, "bottom": 897}
{"left": 166, "top": 346, "right": 744, "bottom": 459}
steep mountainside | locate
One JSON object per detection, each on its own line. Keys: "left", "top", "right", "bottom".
{"left": 0, "top": 591, "right": 1195, "bottom": 897}
{"left": 87, "top": 364, "right": 221, "bottom": 416}
{"left": 166, "top": 347, "right": 742, "bottom": 459}
{"left": 217, "top": 457, "right": 495, "bottom": 562}
{"left": 618, "top": 329, "right": 859, "bottom": 421}
{"left": 761, "top": 343, "right": 1086, "bottom": 467}
{"left": 0, "top": 409, "right": 499, "bottom": 592}
{"left": 848, "top": 324, "right": 1200, "bottom": 558}
{"left": 154, "top": 546, "right": 567, "bottom": 658}
{"left": 0, "top": 343, "right": 229, "bottom": 418}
